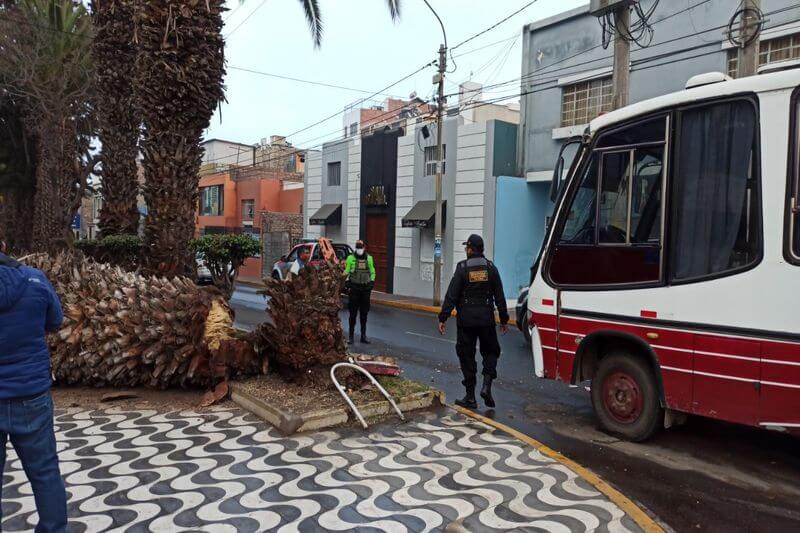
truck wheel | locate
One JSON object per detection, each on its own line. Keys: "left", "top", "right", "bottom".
{"left": 591, "top": 353, "right": 662, "bottom": 442}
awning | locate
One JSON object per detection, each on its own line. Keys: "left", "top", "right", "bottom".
{"left": 309, "top": 204, "right": 342, "bottom": 226}
{"left": 401, "top": 200, "right": 446, "bottom": 228}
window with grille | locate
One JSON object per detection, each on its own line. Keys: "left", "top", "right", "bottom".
{"left": 327, "top": 162, "right": 341, "bottom": 186}
{"left": 200, "top": 185, "right": 224, "bottom": 216}
{"left": 561, "top": 77, "right": 613, "bottom": 128}
{"left": 349, "top": 123, "right": 358, "bottom": 136}
{"left": 727, "top": 32, "right": 800, "bottom": 78}
{"left": 424, "top": 145, "right": 446, "bottom": 176}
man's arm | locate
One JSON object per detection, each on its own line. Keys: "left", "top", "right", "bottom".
{"left": 43, "top": 274, "right": 64, "bottom": 332}
{"left": 368, "top": 255, "right": 376, "bottom": 282}
{"left": 438, "top": 265, "right": 464, "bottom": 323}
{"left": 491, "top": 264, "right": 510, "bottom": 325}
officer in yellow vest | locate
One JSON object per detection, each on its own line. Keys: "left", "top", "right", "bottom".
{"left": 344, "top": 240, "right": 376, "bottom": 344}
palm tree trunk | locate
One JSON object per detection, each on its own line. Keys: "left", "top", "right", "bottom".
{"left": 92, "top": 0, "right": 140, "bottom": 237}
{"left": 31, "top": 117, "right": 79, "bottom": 253}
{"left": 135, "top": 0, "right": 226, "bottom": 276}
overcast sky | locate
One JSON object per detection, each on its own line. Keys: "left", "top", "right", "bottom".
{"left": 206, "top": 0, "right": 586, "bottom": 149}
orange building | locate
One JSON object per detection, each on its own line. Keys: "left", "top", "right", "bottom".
{"left": 196, "top": 166, "right": 304, "bottom": 283}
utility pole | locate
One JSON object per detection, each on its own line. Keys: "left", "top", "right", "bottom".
{"left": 433, "top": 43, "right": 447, "bottom": 306}
{"left": 737, "top": 0, "right": 762, "bottom": 78}
{"left": 612, "top": 6, "right": 631, "bottom": 109}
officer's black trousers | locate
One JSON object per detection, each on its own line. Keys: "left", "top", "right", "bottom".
{"left": 348, "top": 287, "right": 371, "bottom": 337}
{"left": 456, "top": 325, "right": 501, "bottom": 387}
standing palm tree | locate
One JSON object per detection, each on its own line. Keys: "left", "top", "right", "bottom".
{"left": 91, "top": 0, "right": 141, "bottom": 237}
{"left": 136, "top": 0, "right": 401, "bottom": 276}
{"left": 136, "top": 0, "right": 226, "bottom": 275}
{"left": 0, "top": 0, "right": 95, "bottom": 253}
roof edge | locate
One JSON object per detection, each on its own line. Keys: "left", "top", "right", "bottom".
{"left": 525, "top": 4, "right": 591, "bottom": 33}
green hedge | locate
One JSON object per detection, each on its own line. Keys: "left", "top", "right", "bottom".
{"left": 76, "top": 235, "right": 141, "bottom": 269}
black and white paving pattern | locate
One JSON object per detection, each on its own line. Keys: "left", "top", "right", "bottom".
{"left": 1, "top": 408, "right": 642, "bottom": 532}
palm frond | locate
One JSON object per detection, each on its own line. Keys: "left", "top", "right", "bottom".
{"left": 298, "top": 0, "right": 322, "bottom": 48}
{"left": 385, "top": 0, "right": 400, "bottom": 21}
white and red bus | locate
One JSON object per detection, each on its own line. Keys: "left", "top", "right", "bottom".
{"left": 527, "top": 65, "right": 800, "bottom": 441}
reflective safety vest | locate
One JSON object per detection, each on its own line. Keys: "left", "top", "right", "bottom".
{"left": 349, "top": 255, "right": 372, "bottom": 287}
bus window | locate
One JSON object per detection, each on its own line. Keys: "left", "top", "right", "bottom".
{"left": 670, "top": 100, "right": 760, "bottom": 281}
{"left": 559, "top": 154, "right": 598, "bottom": 245}
{"left": 598, "top": 151, "right": 630, "bottom": 244}
{"left": 548, "top": 116, "right": 665, "bottom": 287}
{"left": 631, "top": 147, "right": 663, "bottom": 244}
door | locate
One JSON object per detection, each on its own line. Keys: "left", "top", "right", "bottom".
{"left": 366, "top": 214, "right": 389, "bottom": 292}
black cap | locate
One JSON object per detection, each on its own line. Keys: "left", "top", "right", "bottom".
{"left": 462, "top": 234, "right": 484, "bottom": 251}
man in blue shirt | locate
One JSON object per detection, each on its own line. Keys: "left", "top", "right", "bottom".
{"left": 0, "top": 240, "right": 68, "bottom": 532}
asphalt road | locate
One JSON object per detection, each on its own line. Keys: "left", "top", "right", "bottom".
{"left": 230, "top": 289, "right": 800, "bottom": 533}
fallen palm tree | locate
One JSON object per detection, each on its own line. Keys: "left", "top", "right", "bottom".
{"left": 22, "top": 253, "right": 261, "bottom": 390}
{"left": 255, "top": 261, "right": 349, "bottom": 384}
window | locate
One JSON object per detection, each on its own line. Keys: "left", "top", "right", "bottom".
{"left": 200, "top": 185, "right": 223, "bottom": 216}
{"left": 349, "top": 123, "right": 358, "bottom": 136}
{"left": 242, "top": 199, "right": 255, "bottom": 221}
{"left": 92, "top": 195, "right": 103, "bottom": 221}
{"left": 549, "top": 116, "right": 665, "bottom": 287}
{"left": 790, "top": 91, "right": 800, "bottom": 262}
{"left": 327, "top": 162, "right": 341, "bottom": 186}
{"left": 559, "top": 155, "right": 598, "bottom": 245}
{"left": 424, "top": 145, "right": 446, "bottom": 176}
{"left": 670, "top": 100, "right": 760, "bottom": 281}
{"left": 561, "top": 77, "right": 613, "bottom": 127}
{"left": 727, "top": 32, "right": 800, "bottom": 78}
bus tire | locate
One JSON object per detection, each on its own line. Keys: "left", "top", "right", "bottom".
{"left": 591, "top": 353, "right": 662, "bottom": 442}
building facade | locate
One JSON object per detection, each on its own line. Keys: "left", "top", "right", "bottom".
{"left": 305, "top": 93, "right": 522, "bottom": 298}
{"left": 518, "top": 0, "right": 800, "bottom": 177}
{"left": 255, "top": 135, "right": 306, "bottom": 174}
{"left": 197, "top": 160, "right": 304, "bottom": 282}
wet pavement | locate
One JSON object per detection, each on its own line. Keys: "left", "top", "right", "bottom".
{"left": 231, "top": 291, "right": 800, "bottom": 533}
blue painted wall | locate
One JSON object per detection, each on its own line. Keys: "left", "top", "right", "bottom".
{"left": 493, "top": 178, "right": 552, "bottom": 298}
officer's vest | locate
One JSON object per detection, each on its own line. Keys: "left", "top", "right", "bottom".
{"left": 349, "top": 255, "right": 372, "bottom": 287}
{"left": 460, "top": 257, "right": 493, "bottom": 308}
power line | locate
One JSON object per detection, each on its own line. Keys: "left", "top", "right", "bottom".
{"left": 443, "top": 0, "right": 800, "bottom": 99}
{"left": 451, "top": 0, "right": 540, "bottom": 51}
{"left": 202, "top": 97, "right": 434, "bottom": 165}
{"left": 453, "top": 32, "right": 519, "bottom": 59}
{"left": 224, "top": 0, "right": 269, "bottom": 38}
{"left": 281, "top": 61, "right": 435, "bottom": 140}
{"left": 227, "top": 65, "right": 402, "bottom": 96}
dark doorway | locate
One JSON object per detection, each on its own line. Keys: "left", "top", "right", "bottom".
{"left": 360, "top": 128, "right": 401, "bottom": 293}
{"left": 366, "top": 214, "right": 389, "bottom": 292}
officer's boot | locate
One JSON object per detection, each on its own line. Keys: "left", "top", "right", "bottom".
{"left": 480, "top": 377, "right": 496, "bottom": 408}
{"left": 455, "top": 384, "right": 477, "bottom": 409}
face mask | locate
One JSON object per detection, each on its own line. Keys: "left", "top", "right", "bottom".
{"left": 356, "top": 248, "right": 364, "bottom": 256}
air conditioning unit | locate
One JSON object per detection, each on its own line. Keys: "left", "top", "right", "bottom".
{"left": 589, "top": 0, "right": 637, "bottom": 17}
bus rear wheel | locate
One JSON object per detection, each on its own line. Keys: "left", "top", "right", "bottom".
{"left": 591, "top": 353, "right": 662, "bottom": 442}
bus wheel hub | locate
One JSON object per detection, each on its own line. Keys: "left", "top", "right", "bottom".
{"left": 603, "top": 372, "right": 642, "bottom": 424}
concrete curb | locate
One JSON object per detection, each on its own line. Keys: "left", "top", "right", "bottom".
{"left": 450, "top": 404, "right": 665, "bottom": 533}
{"left": 230, "top": 383, "right": 445, "bottom": 435}
{"left": 371, "top": 297, "right": 518, "bottom": 328}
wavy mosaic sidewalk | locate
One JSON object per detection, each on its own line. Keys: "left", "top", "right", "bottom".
{"left": 1, "top": 408, "right": 643, "bottom": 532}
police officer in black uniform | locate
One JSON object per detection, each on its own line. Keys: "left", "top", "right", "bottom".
{"left": 438, "top": 234, "right": 508, "bottom": 409}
